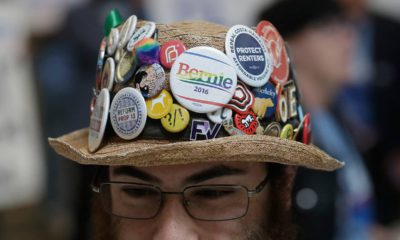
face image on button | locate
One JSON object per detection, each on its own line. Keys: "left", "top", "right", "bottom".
{"left": 134, "top": 63, "right": 167, "bottom": 99}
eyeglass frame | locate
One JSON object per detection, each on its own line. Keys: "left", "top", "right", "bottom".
{"left": 91, "top": 166, "right": 270, "bottom": 221}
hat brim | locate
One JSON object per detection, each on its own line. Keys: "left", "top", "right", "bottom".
{"left": 48, "top": 128, "right": 343, "bottom": 171}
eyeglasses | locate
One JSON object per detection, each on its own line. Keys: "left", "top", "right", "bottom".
{"left": 92, "top": 173, "right": 269, "bottom": 221}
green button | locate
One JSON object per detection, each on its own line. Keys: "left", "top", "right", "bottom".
{"left": 104, "top": 9, "right": 123, "bottom": 36}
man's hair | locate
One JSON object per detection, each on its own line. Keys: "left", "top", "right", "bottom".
{"left": 90, "top": 164, "right": 298, "bottom": 240}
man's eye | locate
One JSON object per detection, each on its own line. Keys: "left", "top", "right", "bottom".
{"left": 192, "top": 188, "right": 235, "bottom": 199}
{"left": 122, "top": 187, "right": 158, "bottom": 198}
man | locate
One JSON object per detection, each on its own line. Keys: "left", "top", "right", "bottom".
{"left": 49, "top": 11, "right": 343, "bottom": 240}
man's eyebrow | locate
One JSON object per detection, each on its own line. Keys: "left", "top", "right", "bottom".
{"left": 185, "top": 165, "right": 246, "bottom": 185}
{"left": 112, "top": 166, "right": 161, "bottom": 184}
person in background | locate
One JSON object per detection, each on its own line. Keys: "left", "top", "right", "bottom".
{"left": 336, "top": 0, "right": 400, "bottom": 237}
{"left": 259, "top": 0, "right": 374, "bottom": 239}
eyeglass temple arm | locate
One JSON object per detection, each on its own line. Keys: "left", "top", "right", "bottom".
{"left": 91, "top": 166, "right": 104, "bottom": 193}
{"left": 247, "top": 173, "right": 270, "bottom": 198}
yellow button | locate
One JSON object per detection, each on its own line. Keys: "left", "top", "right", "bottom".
{"left": 161, "top": 104, "right": 190, "bottom": 133}
{"left": 280, "top": 124, "right": 294, "bottom": 140}
{"left": 146, "top": 90, "right": 173, "bottom": 119}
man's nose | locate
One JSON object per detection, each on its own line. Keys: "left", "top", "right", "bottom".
{"left": 152, "top": 196, "right": 199, "bottom": 240}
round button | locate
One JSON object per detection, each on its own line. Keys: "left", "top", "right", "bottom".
{"left": 234, "top": 110, "right": 258, "bottom": 135}
{"left": 127, "top": 22, "right": 156, "bottom": 51}
{"left": 107, "top": 28, "right": 120, "bottom": 55}
{"left": 88, "top": 89, "right": 110, "bottom": 152}
{"left": 280, "top": 124, "right": 294, "bottom": 140}
{"left": 225, "top": 82, "right": 255, "bottom": 114}
{"left": 160, "top": 40, "right": 187, "bottom": 69}
{"left": 225, "top": 25, "right": 273, "bottom": 87}
{"left": 101, "top": 58, "right": 115, "bottom": 91}
{"left": 110, "top": 87, "right": 147, "bottom": 140}
{"left": 264, "top": 121, "right": 281, "bottom": 137}
{"left": 96, "top": 37, "right": 107, "bottom": 91}
{"left": 170, "top": 46, "right": 237, "bottom": 113}
{"left": 302, "top": 113, "right": 311, "bottom": 144}
{"left": 135, "top": 38, "right": 161, "bottom": 65}
{"left": 256, "top": 21, "right": 289, "bottom": 85}
{"left": 146, "top": 90, "right": 173, "bottom": 119}
{"left": 134, "top": 63, "right": 167, "bottom": 98}
{"left": 161, "top": 104, "right": 190, "bottom": 133}
{"left": 252, "top": 82, "right": 278, "bottom": 119}
{"left": 118, "top": 15, "right": 137, "bottom": 50}
{"left": 116, "top": 50, "right": 137, "bottom": 84}
{"left": 207, "top": 107, "right": 233, "bottom": 124}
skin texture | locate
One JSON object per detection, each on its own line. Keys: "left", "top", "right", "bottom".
{"left": 91, "top": 163, "right": 298, "bottom": 240}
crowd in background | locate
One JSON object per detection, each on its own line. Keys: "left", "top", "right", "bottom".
{"left": 0, "top": 0, "right": 399, "bottom": 239}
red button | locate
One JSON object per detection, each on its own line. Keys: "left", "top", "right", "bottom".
{"left": 256, "top": 21, "right": 289, "bottom": 85}
{"left": 234, "top": 111, "right": 258, "bottom": 135}
{"left": 302, "top": 113, "right": 311, "bottom": 144}
{"left": 160, "top": 40, "right": 186, "bottom": 69}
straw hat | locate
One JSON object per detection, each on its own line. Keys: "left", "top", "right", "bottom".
{"left": 48, "top": 18, "right": 343, "bottom": 171}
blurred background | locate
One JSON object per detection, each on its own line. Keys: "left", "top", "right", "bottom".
{"left": 0, "top": 0, "right": 399, "bottom": 239}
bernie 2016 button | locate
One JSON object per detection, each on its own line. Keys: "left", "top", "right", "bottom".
{"left": 88, "top": 89, "right": 110, "bottom": 152}
{"left": 170, "top": 46, "right": 237, "bottom": 113}
{"left": 126, "top": 21, "right": 156, "bottom": 51}
{"left": 146, "top": 89, "right": 173, "bottom": 119}
{"left": 161, "top": 103, "right": 190, "bottom": 133}
{"left": 110, "top": 87, "right": 147, "bottom": 140}
{"left": 225, "top": 25, "right": 273, "bottom": 87}
{"left": 118, "top": 15, "right": 137, "bottom": 50}
{"left": 252, "top": 82, "right": 278, "bottom": 119}
{"left": 160, "top": 40, "right": 187, "bottom": 69}
{"left": 256, "top": 21, "right": 289, "bottom": 85}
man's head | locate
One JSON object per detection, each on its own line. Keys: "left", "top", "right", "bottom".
{"left": 49, "top": 12, "right": 343, "bottom": 240}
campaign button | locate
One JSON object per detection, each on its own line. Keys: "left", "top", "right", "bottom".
{"left": 234, "top": 110, "right": 258, "bottom": 135}
{"left": 116, "top": 50, "right": 137, "bottom": 83}
{"left": 146, "top": 89, "right": 173, "bottom": 119}
{"left": 110, "top": 87, "right": 147, "bottom": 140}
{"left": 207, "top": 107, "right": 233, "bottom": 124}
{"left": 252, "top": 82, "right": 278, "bottom": 118}
{"left": 302, "top": 113, "right": 311, "bottom": 144}
{"left": 118, "top": 15, "right": 137, "bottom": 50}
{"left": 160, "top": 40, "right": 187, "bottom": 69}
{"left": 127, "top": 22, "right": 156, "bottom": 51}
{"left": 222, "top": 118, "right": 246, "bottom": 136}
{"left": 225, "top": 25, "right": 273, "bottom": 87}
{"left": 134, "top": 63, "right": 166, "bottom": 98}
{"left": 280, "top": 124, "right": 294, "bottom": 140}
{"left": 101, "top": 58, "right": 115, "bottom": 91}
{"left": 96, "top": 37, "right": 107, "bottom": 90}
{"left": 161, "top": 103, "right": 190, "bottom": 133}
{"left": 190, "top": 119, "right": 222, "bottom": 141}
{"left": 170, "top": 46, "right": 237, "bottom": 113}
{"left": 256, "top": 21, "right": 289, "bottom": 85}
{"left": 88, "top": 89, "right": 110, "bottom": 152}
{"left": 264, "top": 121, "right": 281, "bottom": 137}
{"left": 135, "top": 38, "right": 160, "bottom": 65}
{"left": 107, "top": 28, "right": 120, "bottom": 55}
{"left": 225, "top": 82, "right": 255, "bottom": 114}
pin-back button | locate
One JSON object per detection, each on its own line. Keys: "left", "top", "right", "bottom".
{"left": 101, "top": 58, "right": 115, "bottom": 91}
{"left": 146, "top": 89, "right": 173, "bottom": 119}
{"left": 264, "top": 121, "right": 281, "bottom": 137}
{"left": 222, "top": 118, "right": 246, "bottom": 136}
{"left": 135, "top": 38, "right": 161, "bottom": 65}
{"left": 107, "top": 28, "right": 120, "bottom": 56}
{"left": 134, "top": 63, "right": 167, "bottom": 99}
{"left": 190, "top": 119, "right": 222, "bottom": 141}
{"left": 110, "top": 87, "right": 147, "bottom": 140}
{"left": 207, "top": 107, "right": 233, "bottom": 124}
{"left": 161, "top": 103, "right": 190, "bottom": 133}
{"left": 116, "top": 50, "right": 137, "bottom": 84}
{"left": 96, "top": 37, "right": 107, "bottom": 91}
{"left": 256, "top": 21, "right": 289, "bottom": 85}
{"left": 252, "top": 82, "right": 278, "bottom": 119}
{"left": 225, "top": 82, "right": 255, "bottom": 114}
{"left": 118, "top": 15, "right": 137, "bottom": 50}
{"left": 127, "top": 22, "right": 156, "bottom": 51}
{"left": 104, "top": 9, "right": 123, "bottom": 36}
{"left": 170, "top": 46, "right": 237, "bottom": 113}
{"left": 280, "top": 123, "right": 294, "bottom": 140}
{"left": 234, "top": 110, "right": 258, "bottom": 135}
{"left": 160, "top": 40, "right": 187, "bottom": 69}
{"left": 225, "top": 25, "right": 273, "bottom": 87}
{"left": 88, "top": 89, "right": 110, "bottom": 152}
{"left": 302, "top": 113, "right": 311, "bottom": 144}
